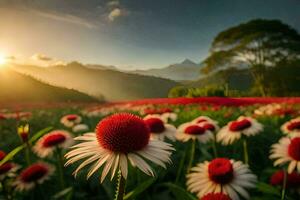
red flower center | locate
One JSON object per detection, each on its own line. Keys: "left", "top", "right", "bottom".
{"left": 184, "top": 125, "right": 205, "bottom": 135}
{"left": 0, "top": 151, "right": 6, "bottom": 161}
{"left": 287, "top": 121, "right": 300, "bottom": 131}
{"left": 96, "top": 113, "right": 150, "bottom": 153}
{"left": 288, "top": 137, "right": 300, "bottom": 161}
{"left": 20, "top": 164, "right": 49, "bottom": 183}
{"left": 208, "top": 158, "right": 234, "bottom": 184}
{"left": 197, "top": 119, "right": 208, "bottom": 123}
{"left": 229, "top": 119, "right": 252, "bottom": 132}
{"left": 270, "top": 170, "right": 300, "bottom": 188}
{"left": 66, "top": 115, "right": 78, "bottom": 121}
{"left": 144, "top": 118, "right": 165, "bottom": 133}
{"left": 0, "top": 163, "right": 13, "bottom": 175}
{"left": 201, "top": 193, "right": 232, "bottom": 200}
{"left": 42, "top": 133, "right": 66, "bottom": 147}
{"left": 203, "top": 123, "right": 215, "bottom": 131}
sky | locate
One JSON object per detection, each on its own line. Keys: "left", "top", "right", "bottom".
{"left": 0, "top": 0, "right": 300, "bottom": 70}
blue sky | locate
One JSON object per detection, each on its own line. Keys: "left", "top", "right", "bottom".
{"left": 0, "top": 0, "right": 299, "bottom": 69}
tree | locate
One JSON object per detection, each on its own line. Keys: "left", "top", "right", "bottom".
{"left": 201, "top": 19, "right": 300, "bottom": 96}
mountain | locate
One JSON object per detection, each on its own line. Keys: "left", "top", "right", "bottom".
{"left": 0, "top": 67, "right": 97, "bottom": 103}
{"left": 12, "top": 62, "right": 178, "bottom": 101}
{"left": 128, "top": 59, "right": 202, "bottom": 81}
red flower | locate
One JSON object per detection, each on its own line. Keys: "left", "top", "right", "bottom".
{"left": 185, "top": 125, "right": 206, "bottom": 135}
{"left": 96, "top": 113, "right": 150, "bottom": 153}
{"left": 270, "top": 170, "right": 300, "bottom": 188}
{"left": 42, "top": 133, "right": 67, "bottom": 147}
{"left": 229, "top": 119, "right": 252, "bottom": 132}
{"left": 144, "top": 118, "right": 165, "bottom": 133}
{"left": 20, "top": 164, "right": 49, "bottom": 183}
{"left": 288, "top": 138, "right": 300, "bottom": 161}
{"left": 287, "top": 121, "right": 300, "bottom": 131}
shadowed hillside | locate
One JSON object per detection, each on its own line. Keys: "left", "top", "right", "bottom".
{"left": 0, "top": 67, "right": 97, "bottom": 103}
{"left": 12, "top": 62, "right": 178, "bottom": 101}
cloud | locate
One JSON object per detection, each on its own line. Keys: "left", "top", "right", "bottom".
{"left": 31, "top": 53, "right": 53, "bottom": 62}
{"left": 108, "top": 8, "right": 124, "bottom": 21}
{"left": 30, "top": 10, "right": 98, "bottom": 29}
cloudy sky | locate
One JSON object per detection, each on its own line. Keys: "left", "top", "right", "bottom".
{"left": 0, "top": 0, "right": 299, "bottom": 69}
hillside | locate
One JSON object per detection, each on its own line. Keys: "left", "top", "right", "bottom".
{"left": 0, "top": 67, "right": 97, "bottom": 103}
{"left": 12, "top": 62, "right": 178, "bottom": 101}
{"left": 128, "top": 59, "right": 202, "bottom": 81}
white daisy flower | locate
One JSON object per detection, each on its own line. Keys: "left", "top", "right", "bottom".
{"left": 143, "top": 116, "right": 177, "bottom": 141}
{"left": 14, "top": 162, "right": 55, "bottom": 191}
{"left": 176, "top": 122, "right": 214, "bottom": 143}
{"left": 72, "top": 124, "right": 89, "bottom": 133}
{"left": 270, "top": 136, "right": 300, "bottom": 173}
{"left": 65, "top": 113, "right": 174, "bottom": 182}
{"left": 217, "top": 116, "right": 263, "bottom": 145}
{"left": 281, "top": 117, "right": 300, "bottom": 137}
{"left": 60, "top": 114, "right": 82, "bottom": 128}
{"left": 33, "top": 130, "right": 74, "bottom": 158}
{"left": 187, "top": 158, "right": 257, "bottom": 200}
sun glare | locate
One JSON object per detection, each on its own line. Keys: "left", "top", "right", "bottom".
{"left": 0, "top": 53, "right": 6, "bottom": 65}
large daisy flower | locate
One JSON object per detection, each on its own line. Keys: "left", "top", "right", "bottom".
{"left": 270, "top": 136, "right": 300, "bottom": 173}
{"left": 0, "top": 151, "right": 18, "bottom": 180}
{"left": 65, "top": 113, "right": 174, "bottom": 182}
{"left": 14, "top": 162, "right": 55, "bottom": 191}
{"left": 201, "top": 193, "right": 232, "bottom": 200}
{"left": 143, "top": 116, "right": 177, "bottom": 141}
{"left": 217, "top": 116, "right": 263, "bottom": 145}
{"left": 33, "top": 130, "right": 73, "bottom": 158}
{"left": 281, "top": 118, "right": 300, "bottom": 137}
{"left": 60, "top": 114, "right": 82, "bottom": 128}
{"left": 176, "top": 122, "right": 214, "bottom": 143}
{"left": 187, "top": 158, "right": 257, "bottom": 200}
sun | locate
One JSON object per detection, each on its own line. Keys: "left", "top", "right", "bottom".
{"left": 0, "top": 53, "right": 6, "bottom": 65}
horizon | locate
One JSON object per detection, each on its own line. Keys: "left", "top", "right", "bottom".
{"left": 1, "top": 0, "right": 300, "bottom": 70}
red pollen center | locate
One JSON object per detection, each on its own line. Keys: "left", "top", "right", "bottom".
{"left": 203, "top": 123, "right": 215, "bottom": 131}
{"left": 184, "top": 125, "right": 205, "bottom": 135}
{"left": 208, "top": 158, "right": 234, "bottom": 184}
{"left": 144, "top": 118, "right": 165, "bottom": 133}
{"left": 288, "top": 137, "right": 300, "bottom": 161}
{"left": 0, "top": 151, "right": 6, "bottom": 161}
{"left": 42, "top": 134, "right": 66, "bottom": 147}
{"left": 20, "top": 164, "right": 48, "bottom": 183}
{"left": 270, "top": 170, "right": 300, "bottom": 188}
{"left": 96, "top": 113, "right": 150, "bottom": 153}
{"left": 201, "top": 193, "right": 232, "bottom": 200}
{"left": 229, "top": 119, "right": 252, "bottom": 132}
{"left": 66, "top": 115, "right": 78, "bottom": 121}
{"left": 287, "top": 121, "right": 300, "bottom": 131}
{"left": 0, "top": 163, "right": 13, "bottom": 175}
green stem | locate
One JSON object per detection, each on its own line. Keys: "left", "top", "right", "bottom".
{"left": 281, "top": 170, "right": 287, "bottom": 200}
{"left": 187, "top": 139, "right": 196, "bottom": 173}
{"left": 175, "top": 145, "right": 188, "bottom": 183}
{"left": 25, "top": 142, "right": 31, "bottom": 166}
{"left": 212, "top": 134, "right": 218, "bottom": 158}
{"left": 115, "top": 171, "right": 126, "bottom": 200}
{"left": 56, "top": 148, "right": 65, "bottom": 189}
{"left": 243, "top": 139, "right": 249, "bottom": 165}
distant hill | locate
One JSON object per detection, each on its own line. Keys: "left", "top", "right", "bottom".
{"left": 128, "top": 59, "right": 202, "bottom": 81}
{"left": 0, "top": 67, "right": 97, "bottom": 103}
{"left": 12, "top": 62, "right": 178, "bottom": 101}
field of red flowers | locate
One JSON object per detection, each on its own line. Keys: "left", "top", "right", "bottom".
{"left": 1, "top": 98, "right": 300, "bottom": 200}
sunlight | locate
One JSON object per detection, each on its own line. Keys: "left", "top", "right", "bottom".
{"left": 0, "top": 53, "right": 6, "bottom": 65}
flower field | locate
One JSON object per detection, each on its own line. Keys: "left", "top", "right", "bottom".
{"left": 1, "top": 98, "right": 300, "bottom": 200}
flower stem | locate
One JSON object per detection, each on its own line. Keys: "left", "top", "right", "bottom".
{"left": 25, "top": 142, "right": 31, "bottom": 166}
{"left": 281, "top": 170, "right": 287, "bottom": 200}
{"left": 187, "top": 139, "right": 196, "bottom": 173}
{"left": 212, "top": 134, "right": 218, "bottom": 158}
{"left": 243, "top": 139, "right": 249, "bottom": 165}
{"left": 115, "top": 171, "right": 126, "bottom": 200}
{"left": 56, "top": 148, "right": 65, "bottom": 189}
{"left": 175, "top": 145, "right": 187, "bottom": 183}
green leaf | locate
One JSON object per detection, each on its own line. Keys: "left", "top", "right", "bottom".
{"left": 0, "top": 144, "right": 25, "bottom": 166}
{"left": 29, "top": 126, "right": 53, "bottom": 143}
{"left": 52, "top": 187, "right": 73, "bottom": 200}
{"left": 256, "top": 182, "right": 281, "bottom": 197}
{"left": 161, "top": 182, "right": 197, "bottom": 200}
{"left": 124, "top": 177, "right": 157, "bottom": 200}
{"left": 0, "top": 127, "right": 52, "bottom": 166}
